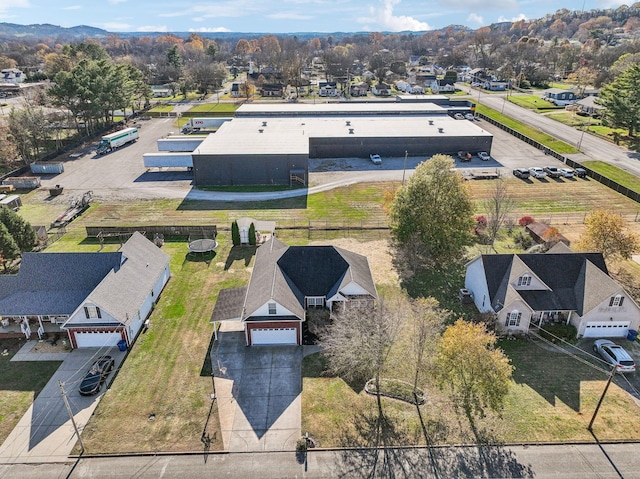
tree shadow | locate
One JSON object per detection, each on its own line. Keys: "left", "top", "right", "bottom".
{"left": 224, "top": 245, "right": 257, "bottom": 270}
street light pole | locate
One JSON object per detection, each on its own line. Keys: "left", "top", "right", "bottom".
{"left": 577, "top": 124, "right": 586, "bottom": 150}
{"left": 402, "top": 150, "right": 408, "bottom": 185}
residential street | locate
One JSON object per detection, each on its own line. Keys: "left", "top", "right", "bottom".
{"left": 3, "top": 442, "right": 640, "bottom": 478}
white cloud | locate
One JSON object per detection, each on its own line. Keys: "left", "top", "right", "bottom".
{"left": 192, "top": 1, "right": 264, "bottom": 18}
{"left": 497, "top": 13, "right": 528, "bottom": 23}
{"left": 357, "top": 0, "right": 430, "bottom": 32}
{"left": 0, "top": 0, "right": 30, "bottom": 18}
{"left": 102, "top": 22, "right": 132, "bottom": 31}
{"left": 63, "top": 5, "right": 81, "bottom": 10}
{"left": 188, "top": 26, "right": 232, "bottom": 32}
{"left": 267, "top": 12, "right": 313, "bottom": 20}
{"left": 136, "top": 25, "right": 168, "bottom": 32}
{"left": 467, "top": 13, "right": 483, "bottom": 25}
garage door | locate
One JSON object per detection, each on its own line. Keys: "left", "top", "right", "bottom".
{"left": 251, "top": 328, "right": 297, "bottom": 345}
{"left": 583, "top": 321, "right": 630, "bottom": 338}
{"left": 74, "top": 331, "right": 122, "bottom": 348}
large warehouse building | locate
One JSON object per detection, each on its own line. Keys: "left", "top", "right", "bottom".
{"left": 185, "top": 101, "right": 493, "bottom": 186}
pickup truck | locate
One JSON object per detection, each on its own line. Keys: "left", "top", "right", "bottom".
{"left": 370, "top": 154, "right": 382, "bottom": 165}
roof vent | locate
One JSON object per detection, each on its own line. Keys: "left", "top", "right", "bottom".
{"left": 348, "top": 128, "right": 354, "bottom": 134}
{"left": 258, "top": 129, "right": 264, "bottom": 133}
{"left": 438, "top": 128, "right": 444, "bottom": 133}
{"left": 262, "top": 121, "right": 268, "bottom": 127}
{"left": 346, "top": 120, "right": 351, "bottom": 126}
{"left": 428, "top": 120, "right": 434, "bottom": 125}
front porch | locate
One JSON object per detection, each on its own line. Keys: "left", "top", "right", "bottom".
{"left": 0, "top": 315, "right": 68, "bottom": 340}
{"left": 530, "top": 310, "right": 572, "bottom": 328}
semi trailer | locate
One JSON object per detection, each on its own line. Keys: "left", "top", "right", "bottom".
{"left": 96, "top": 127, "right": 139, "bottom": 155}
{"left": 181, "top": 117, "right": 232, "bottom": 133}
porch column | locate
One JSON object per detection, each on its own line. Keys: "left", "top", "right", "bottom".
{"left": 37, "top": 316, "right": 44, "bottom": 339}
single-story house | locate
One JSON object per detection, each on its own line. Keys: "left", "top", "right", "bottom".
{"left": 230, "top": 83, "right": 242, "bottom": 98}
{"left": 211, "top": 237, "right": 378, "bottom": 346}
{"left": 544, "top": 88, "right": 577, "bottom": 106}
{"left": 260, "top": 83, "right": 284, "bottom": 97}
{"left": 350, "top": 82, "right": 369, "bottom": 97}
{"left": 575, "top": 96, "right": 604, "bottom": 117}
{"left": 430, "top": 79, "right": 456, "bottom": 93}
{"left": 464, "top": 242, "right": 640, "bottom": 338}
{"left": 0, "top": 232, "right": 171, "bottom": 348}
{"left": 1, "top": 68, "right": 24, "bottom": 84}
{"left": 483, "top": 81, "right": 508, "bottom": 91}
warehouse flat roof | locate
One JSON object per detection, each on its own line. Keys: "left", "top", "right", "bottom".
{"left": 235, "top": 102, "right": 447, "bottom": 116}
{"left": 193, "top": 115, "right": 491, "bottom": 156}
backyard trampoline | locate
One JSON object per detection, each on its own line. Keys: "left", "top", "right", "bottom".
{"left": 188, "top": 238, "right": 218, "bottom": 254}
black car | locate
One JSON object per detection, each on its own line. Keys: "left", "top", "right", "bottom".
{"left": 513, "top": 168, "right": 530, "bottom": 179}
{"left": 79, "top": 356, "right": 115, "bottom": 396}
{"left": 574, "top": 167, "right": 587, "bottom": 178}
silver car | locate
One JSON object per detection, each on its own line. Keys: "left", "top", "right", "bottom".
{"left": 593, "top": 339, "right": 636, "bottom": 373}
{"left": 528, "top": 167, "right": 546, "bottom": 179}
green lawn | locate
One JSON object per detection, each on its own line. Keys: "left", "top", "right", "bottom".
{"left": 187, "top": 103, "right": 239, "bottom": 114}
{"left": 507, "top": 94, "right": 559, "bottom": 112}
{"left": 582, "top": 160, "right": 640, "bottom": 193}
{"left": 476, "top": 104, "right": 579, "bottom": 154}
{"left": 0, "top": 340, "right": 62, "bottom": 445}
{"left": 148, "top": 105, "right": 173, "bottom": 113}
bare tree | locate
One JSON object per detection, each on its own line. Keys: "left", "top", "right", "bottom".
{"left": 484, "top": 178, "right": 514, "bottom": 249}
{"left": 319, "top": 294, "right": 405, "bottom": 416}
{"left": 407, "top": 297, "right": 447, "bottom": 391}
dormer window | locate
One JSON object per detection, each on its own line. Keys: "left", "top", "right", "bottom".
{"left": 610, "top": 295, "right": 625, "bottom": 307}
{"left": 268, "top": 302, "right": 277, "bottom": 315}
{"left": 517, "top": 274, "right": 531, "bottom": 287}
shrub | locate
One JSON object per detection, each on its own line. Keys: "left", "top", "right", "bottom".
{"left": 475, "top": 215, "right": 488, "bottom": 230}
{"left": 248, "top": 222, "right": 256, "bottom": 245}
{"left": 514, "top": 230, "right": 534, "bottom": 249}
{"left": 231, "top": 220, "right": 240, "bottom": 246}
{"left": 540, "top": 323, "right": 577, "bottom": 342}
{"left": 518, "top": 216, "right": 535, "bottom": 227}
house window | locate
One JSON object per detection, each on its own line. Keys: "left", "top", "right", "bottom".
{"left": 517, "top": 274, "right": 531, "bottom": 287}
{"left": 506, "top": 311, "right": 522, "bottom": 327}
{"left": 84, "top": 306, "right": 101, "bottom": 319}
{"left": 268, "top": 303, "right": 276, "bottom": 315}
{"left": 306, "top": 297, "right": 325, "bottom": 308}
{"left": 609, "top": 295, "right": 624, "bottom": 307}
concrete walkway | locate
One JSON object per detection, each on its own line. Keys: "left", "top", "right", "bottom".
{"left": 0, "top": 347, "right": 125, "bottom": 464}
{"left": 212, "top": 322, "right": 302, "bottom": 452}
{"left": 11, "top": 339, "right": 70, "bottom": 362}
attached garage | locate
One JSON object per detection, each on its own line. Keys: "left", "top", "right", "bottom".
{"left": 250, "top": 327, "right": 298, "bottom": 346}
{"left": 583, "top": 321, "right": 630, "bottom": 338}
{"left": 72, "top": 330, "right": 123, "bottom": 348}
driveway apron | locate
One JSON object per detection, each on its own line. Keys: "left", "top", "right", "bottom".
{"left": 212, "top": 326, "right": 302, "bottom": 452}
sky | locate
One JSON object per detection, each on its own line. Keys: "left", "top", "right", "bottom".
{"left": 0, "top": 0, "right": 630, "bottom": 34}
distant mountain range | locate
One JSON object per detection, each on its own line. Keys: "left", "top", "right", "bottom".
{"left": 0, "top": 22, "right": 470, "bottom": 41}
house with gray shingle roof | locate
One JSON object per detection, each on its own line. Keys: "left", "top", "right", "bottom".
{"left": 211, "top": 237, "right": 377, "bottom": 345}
{"left": 0, "top": 232, "right": 170, "bottom": 348}
{"left": 464, "top": 245, "right": 640, "bottom": 338}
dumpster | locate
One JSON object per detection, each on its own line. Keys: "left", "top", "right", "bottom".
{"left": 627, "top": 329, "right": 638, "bottom": 341}
{"left": 117, "top": 339, "right": 128, "bottom": 351}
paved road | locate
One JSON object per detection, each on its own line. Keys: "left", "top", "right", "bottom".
{"left": 3, "top": 442, "right": 640, "bottom": 478}
{"left": 464, "top": 85, "right": 640, "bottom": 176}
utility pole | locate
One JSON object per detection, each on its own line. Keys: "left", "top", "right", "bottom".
{"left": 402, "top": 150, "right": 408, "bottom": 185}
{"left": 587, "top": 365, "right": 616, "bottom": 431}
{"left": 59, "top": 381, "right": 85, "bottom": 453}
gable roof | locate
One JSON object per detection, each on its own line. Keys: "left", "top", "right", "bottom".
{"left": 80, "top": 232, "right": 170, "bottom": 326}
{"left": 480, "top": 252, "right": 609, "bottom": 315}
{"left": 0, "top": 251, "right": 122, "bottom": 316}
{"left": 243, "top": 237, "right": 377, "bottom": 319}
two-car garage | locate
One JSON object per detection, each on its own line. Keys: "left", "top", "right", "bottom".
{"left": 246, "top": 323, "right": 301, "bottom": 346}
{"left": 583, "top": 321, "right": 631, "bottom": 338}
{"left": 69, "top": 329, "right": 126, "bottom": 348}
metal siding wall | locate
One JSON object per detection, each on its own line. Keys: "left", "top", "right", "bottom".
{"left": 193, "top": 154, "right": 308, "bottom": 186}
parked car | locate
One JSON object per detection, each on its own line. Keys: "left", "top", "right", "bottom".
{"left": 457, "top": 150, "right": 472, "bottom": 161}
{"left": 478, "top": 151, "right": 490, "bottom": 161}
{"left": 574, "top": 167, "right": 587, "bottom": 178}
{"left": 529, "top": 167, "right": 546, "bottom": 179}
{"left": 543, "top": 166, "right": 561, "bottom": 178}
{"left": 454, "top": 113, "right": 465, "bottom": 120}
{"left": 465, "top": 113, "right": 475, "bottom": 121}
{"left": 513, "top": 168, "right": 530, "bottom": 179}
{"left": 559, "top": 168, "right": 575, "bottom": 178}
{"left": 593, "top": 339, "right": 636, "bottom": 373}
{"left": 369, "top": 154, "right": 382, "bottom": 165}
{"left": 79, "top": 356, "right": 115, "bottom": 395}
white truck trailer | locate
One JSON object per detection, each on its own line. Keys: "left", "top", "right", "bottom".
{"left": 157, "top": 137, "right": 205, "bottom": 152}
{"left": 143, "top": 153, "right": 193, "bottom": 169}
{"left": 181, "top": 117, "right": 232, "bottom": 133}
{"left": 97, "top": 127, "right": 139, "bottom": 155}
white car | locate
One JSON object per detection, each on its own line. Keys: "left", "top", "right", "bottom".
{"left": 454, "top": 113, "right": 465, "bottom": 120}
{"left": 478, "top": 151, "right": 490, "bottom": 161}
{"left": 529, "top": 167, "right": 546, "bottom": 179}
{"left": 560, "top": 168, "right": 574, "bottom": 178}
{"left": 369, "top": 154, "right": 382, "bottom": 165}
{"left": 593, "top": 339, "right": 636, "bottom": 373}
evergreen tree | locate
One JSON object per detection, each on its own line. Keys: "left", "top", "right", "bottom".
{"left": 0, "top": 207, "right": 36, "bottom": 252}
{"left": 231, "top": 220, "right": 240, "bottom": 246}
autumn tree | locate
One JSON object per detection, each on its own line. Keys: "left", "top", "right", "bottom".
{"left": 433, "top": 319, "right": 513, "bottom": 432}
{"left": 484, "top": 178, "right": 515, "bottom": 248}
{"left": 319, "top": 294, "right": 405, "bottom": 416}
{"left": 576, "top": 209, "right": 640, "bottom": 261}
{"left": 598, "top": 63, "right": 640, "bottom": 137}
{"left": 390, "top": 154, "right": 474, "bottom": 266}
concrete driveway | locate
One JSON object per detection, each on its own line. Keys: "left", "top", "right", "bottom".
{"left": 0, "top": 346, "right": 125, "bottom": 464}
{"left": 212, "top": 323, "right": 302, "bottom": 452}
